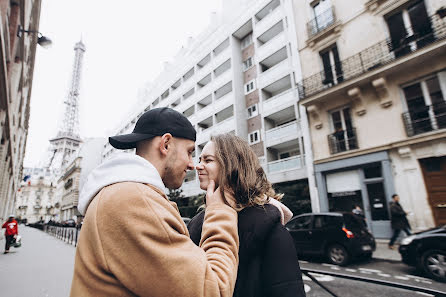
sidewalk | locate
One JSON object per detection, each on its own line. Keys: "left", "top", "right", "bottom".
{"left": 0, "top": 226, "right": 75, "bottom": 297}
{"left": 373, "top": 239, "right": 401, "bottom": 261}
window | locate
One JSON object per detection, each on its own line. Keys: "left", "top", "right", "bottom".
{"left": 244, "top": 80, "right": 256, "bottom": 94}
{"left": 247, "top": 104, "right": 258, "bottom": 118}
{"left": 287, "top": 215, "right": 312, "bottom": 230}
{"left": 310, "top": 0, "right": 334, "bottom": 35}
{"left": 313, "top": 215, "right": 342, "bottom": 229}
{"left": 241, "top": 34, "right": 253, "bottom": 49}
{"left": 385, "top": 0, "right": 433, "bottom": 58}
{"left": 320, "top": 44, "right": 343, "bottom": 86}
{"left": 402, "top": 73, "right": 446, "bottom": 135}
{"left": 248, "top": 130, "right": 260, "bottom": 145}
{"left": 279, "top": 149, "right": 299, "bottom": 159}
{"left": 329, "top": 107, "right": 357, "bottom": 153}
{"left": 243, "top": 57, "right": 253, "bottom": 71}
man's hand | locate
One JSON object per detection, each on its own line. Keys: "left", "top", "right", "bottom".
{"left": 206, "top": 180, "right": 237, "bottom": 208}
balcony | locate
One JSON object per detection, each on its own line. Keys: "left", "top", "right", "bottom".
{"left": 267, "top": 156, "right": 303, "bottom": 173}
{"left": 265, "top": 121, "right": 301, "bottom": 148}
{"left": 254, "top": 1, "right": 282, "bottom": 38}
{"left": 306, "top": 6, "right": 337, "bottom": 39}
{"left": 256, "top": 31, "right": 287, "bottom": 63}
{"left": 327, "top": 128, "right": 358, "bottom": 155}
{"left": 298, "top": 13, "right": 446, "bottom": 102}
{"left": 257, "top": 59, "right": 292, "bottom": 89}
{"left": 196, "top": 116, "right": 235, "bottom": 145}
{"left": 262, "top": 88, "right": 296, "bottom": 117}
{"left": 402, "top": 102, "right": 446, "bottom": 137}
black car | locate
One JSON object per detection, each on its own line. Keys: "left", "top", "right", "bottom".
{"left": 398, "top": 225, "right": 446, "bottom": 282}
{"left": 285, "top": 212, "right": 376, "bottom": 265}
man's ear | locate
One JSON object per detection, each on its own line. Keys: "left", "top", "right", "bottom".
{"left": 159, "top": 133, "right": 173, "bottom": 156}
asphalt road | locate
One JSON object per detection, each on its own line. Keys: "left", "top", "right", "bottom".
{"left": 1, "top": 226, "right": 445, "bottom": 297}
{"left": 300, "top": 256, "right": 446, "bottom": 296}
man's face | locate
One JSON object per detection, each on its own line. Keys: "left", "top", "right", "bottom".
{"left": 163, "top": 138, "right": 195, "bottom": 189}
{"left": 394, "top": 195, "right": 400, "bottom": 202}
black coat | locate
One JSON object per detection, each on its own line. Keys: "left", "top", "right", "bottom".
{"left": 390, "top": 201, "right": 411, "bottom": 230}
{"left": 188, "top": 204, "right": 306, "bottom": 297}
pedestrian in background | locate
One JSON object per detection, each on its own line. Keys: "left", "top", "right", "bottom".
{"left": 389, "top": 194, "right": 412, "bottom": 249}
{"left": 70, "top": 108, "right": 239, "bottom": 297}
{"left": 188, "top": 133, "right": 306, "bottom": 297}
{"left": 2, "top": 214, "right": 18, "bottom": 254}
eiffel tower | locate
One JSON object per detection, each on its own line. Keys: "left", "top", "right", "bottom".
{"left": 47, "top": 40, "right": 86, "bottom": 173}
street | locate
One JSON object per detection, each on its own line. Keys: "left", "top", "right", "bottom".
{"left": 1, "top": 226, "right": 445, "bottom": 297}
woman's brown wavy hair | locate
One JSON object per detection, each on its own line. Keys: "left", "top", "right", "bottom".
{"left": 211, "top": 133, "right": 282, "bottom": 210}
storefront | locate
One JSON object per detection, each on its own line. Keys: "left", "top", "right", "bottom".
{"left": 314, "top": 151, "right": 395, "bottom": 238}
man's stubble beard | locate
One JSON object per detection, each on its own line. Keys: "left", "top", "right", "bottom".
{"left": 163, "top": 150, "right": 183, "bottom": 189}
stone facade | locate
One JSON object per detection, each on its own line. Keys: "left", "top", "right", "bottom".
{"left": 0, "top": 0, "right": 42, "bottom": 220}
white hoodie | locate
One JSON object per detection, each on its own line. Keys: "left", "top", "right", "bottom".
{"left": 78, "top": 153, "right": 166, "bottom": 215}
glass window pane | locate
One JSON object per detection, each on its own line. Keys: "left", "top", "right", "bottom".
{"left": 366, "top": 182, "right": 389, "bottom": 221}
{"left": 364, "top": 163, "right": 382, "bottom": 179}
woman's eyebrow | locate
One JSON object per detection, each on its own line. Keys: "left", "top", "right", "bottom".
{"left": 199, "top": 154, "right": 215, "bottom": 160}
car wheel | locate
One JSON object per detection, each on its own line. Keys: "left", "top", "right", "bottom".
{"left": 327, "top": 244, "right": 349, "bottom": 266}
{"left": 421, "top": 249, "right": 446, "bottom": 282}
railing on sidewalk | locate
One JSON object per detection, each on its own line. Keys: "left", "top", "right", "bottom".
{"left": 43, "top": 225, "right": 80, "bottom": 247}
{"left": 301, "top": 268, "right": 445, "bottom": 297}
{"left": 298, "top": 12, "right": 446, "bottom": 99}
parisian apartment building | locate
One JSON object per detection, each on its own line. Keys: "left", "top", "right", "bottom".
{"left": 103, "top": 0, "right": 446, "bottom": 238}
{"left": 296, "top": 0, "right": 446, "bottom": 238}
{"left": 0, "top": 0, "right": 43, "bottom": 219}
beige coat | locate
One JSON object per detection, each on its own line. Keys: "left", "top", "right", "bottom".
{"left": 70, "top": 182, "right": 239, "bottom": 297}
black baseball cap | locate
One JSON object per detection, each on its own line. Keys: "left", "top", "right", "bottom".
{"left": 109, "top": 107, "right": 196, "bottom": 149}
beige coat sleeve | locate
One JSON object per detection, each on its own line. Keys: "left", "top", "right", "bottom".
{"left": 96, "top": 183, "right": 239, "bottom": 297}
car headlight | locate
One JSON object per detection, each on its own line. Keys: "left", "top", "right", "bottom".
{"left": 400, "top": 235, "right": 415, "bottom": 246}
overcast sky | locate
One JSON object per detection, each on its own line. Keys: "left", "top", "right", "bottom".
{"left": 24, "top": 0, "right": 221, "bottom": 167}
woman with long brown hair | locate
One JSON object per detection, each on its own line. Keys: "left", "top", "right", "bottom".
{"left": 188, "top": 133, "right": 306, "bottom": 297}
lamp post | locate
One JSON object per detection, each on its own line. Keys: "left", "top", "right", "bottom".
{"left": 17, "top": 25, "right": 52, "bottom": 48}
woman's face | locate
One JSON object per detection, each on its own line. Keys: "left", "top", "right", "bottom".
{"left": 196, "top": 141, "right": 220, "bottom": 190}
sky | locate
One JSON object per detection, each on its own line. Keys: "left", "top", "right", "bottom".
{"left": 24, "top": 0, "right": 222, "bottom": 167}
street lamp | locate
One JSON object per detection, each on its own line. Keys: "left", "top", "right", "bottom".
{"left": 17, "top": 25, "right": 52, "bottom": 48}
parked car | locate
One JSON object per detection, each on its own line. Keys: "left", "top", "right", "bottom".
{"left": 398, "top": 225, "right": 446, "bottom": 282}
{"left": 285, "top": 212, "right": 376, "bottom": 265}
{"left": 62, "top": 219, "right": 76, "bottom": 227}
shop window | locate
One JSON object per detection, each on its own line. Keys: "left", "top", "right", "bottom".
{"left": 364, "top": 163, "right": 382, "bottom": 179}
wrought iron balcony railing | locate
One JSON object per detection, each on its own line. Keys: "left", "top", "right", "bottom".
{"left": 298, "top": 13, "right": 446, "bottom": 100}
{"left": 307, "top": 6, "right": 336, "bottom": 38}
{"left": 402, "top": 102, "right": 446, "bottom": 137}
{"left": 328, "top": 128, "right": 358, "bottom": 155}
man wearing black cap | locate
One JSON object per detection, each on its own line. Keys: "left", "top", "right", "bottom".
{"left": 71, "top": 108, "right": 239, "bottom": 297}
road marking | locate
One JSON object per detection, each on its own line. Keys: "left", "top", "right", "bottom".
{"left": 420, "top": 280, "right": 432, "bottom": 284}
{"left": 345, "top": 268, "right": 357, "bottom": 272}
{"left": 359, "top": 268, "right": 382, "bottom": 273}
{"left": 394, "top": 276, "right": 410, "bottom": 280}
{"left": 405, "top": 275, "right": 433, "bottom": 282}
{"left": 378, "top": 273, "right": 391, "bottom": 277}
{"left": 416, "top": 292, "right": 434, "bottom": 297}
{"left": 299, "top": 260, "right": 309, "bottom": 264}
{"left": 322, "top": 263, "right": 335, "bottom": 267}
{"left": 330, "top": 266, "right": 341, "bottom": 270}
{"left": 304, "top": 284, "right": 311, "bottom": 293}
{"left": 302, "top": 275, "right": 311, "bottom": 281}
{"left": 360, "top": 270, "right": 372, "bottom": 274}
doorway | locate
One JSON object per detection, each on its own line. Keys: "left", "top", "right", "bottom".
{"left": 419, "top": 157, "right": 446, "bottom": 226}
